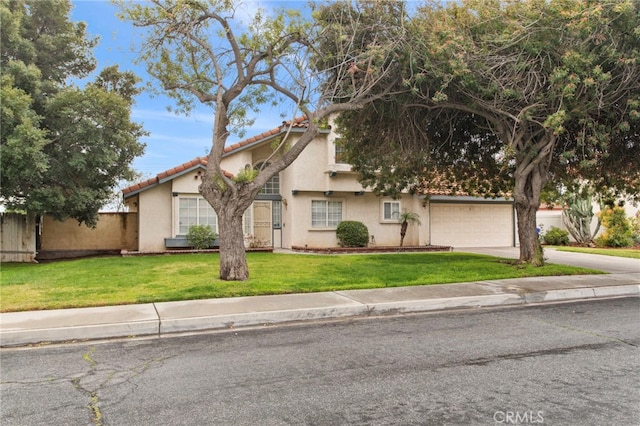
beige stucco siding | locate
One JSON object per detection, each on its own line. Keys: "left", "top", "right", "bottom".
{"left": 171, "top": 169, "right": 203, "bottom": 193}
{"left": 138, "top": 182, "right": 173, "bottom": 251}
{"left": 430, "top": 203, "right": 514, "bottom": 247}
{"left": 40, "top": 213, "right": 138, "bottom": 251}
{"left": 281, "top": 192, "right": 424, "bottom": 248}
{"left": 287, "top": 138, "right": 328, "bottom": 190}
{"left": 221, "top": 150, "right": 253, "bottom": 176}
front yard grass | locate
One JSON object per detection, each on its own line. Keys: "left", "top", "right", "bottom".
{"left": 554, "top": 247, "right": 640, "bottom": 259}
{"left": 0, "top": 252, "right": 602, "bottom": 312}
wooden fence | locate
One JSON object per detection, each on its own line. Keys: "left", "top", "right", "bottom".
{"left": 0, "top": 213, "right": 37, "bottom": 263}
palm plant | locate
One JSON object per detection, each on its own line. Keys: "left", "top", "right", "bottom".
{"left": 398, "top": 210, "right": 421, "bottom": 246}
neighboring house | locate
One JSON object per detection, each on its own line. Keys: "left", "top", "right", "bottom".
{"left": 537, "top": 201, "right": 639, "bottom": 243}
{"left": 122, "top": 117, "right": 517, "bottom": 252}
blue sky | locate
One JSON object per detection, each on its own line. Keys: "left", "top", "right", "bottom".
{"left": 70, "top": 0, "right": 309, "bottom": 178}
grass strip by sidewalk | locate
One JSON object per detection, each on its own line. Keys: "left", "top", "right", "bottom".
{"left": 554, "top": 247, "right": 640, "bottom": 259}
{"left": 0, "top": 252, "right": 602, "bottom": 312}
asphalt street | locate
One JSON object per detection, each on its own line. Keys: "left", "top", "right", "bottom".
{"left": 1, "top": 297, "right": 638, "bottom": 425}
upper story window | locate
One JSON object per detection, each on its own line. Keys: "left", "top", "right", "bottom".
{"left": 382, "top": 200, "right": 401, "bottom": 221}
{"left": 312, "top": 200, "right": 343, "bottom": 228}
{"left": 334, "top": 138, "right": 346, "bottom": 164}
{"left": 179, "top": 197, "right": 217, "bottom": 235}
{"left": 256, "top": 162, "right": 280, "bottom": 195}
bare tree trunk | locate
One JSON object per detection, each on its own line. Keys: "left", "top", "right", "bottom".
{"left": 515, "top": 201, "right": 543, "bottom": 265}
{"left": 217, "top": 206, "right": 249, "bottom": 281}
{"left": 200, "top": 172, "right": 255, "bottom": 281}
{"left": 513, "top": 155, "right": 547, "bottom": 266}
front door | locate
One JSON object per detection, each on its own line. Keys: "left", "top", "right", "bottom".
{"left": 253, "top": 201, "right": 272, "bottom": 247}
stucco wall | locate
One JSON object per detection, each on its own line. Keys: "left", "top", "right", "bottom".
{"left": 40, "top": 213, "right": 137, "bottom": 251}
{"left": 282, "top": 192, "right": 423, "bottom": 248}
{"left": 138, "top": 182, "right": 173, "bottom": 251}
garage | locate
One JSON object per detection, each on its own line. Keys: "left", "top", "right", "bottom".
{"left": 429, "top": 199, "right": 515, "bottom": 248}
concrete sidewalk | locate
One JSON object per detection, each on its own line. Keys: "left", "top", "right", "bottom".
{"left": 2, "top": 270, "right": 638, "bottom": 347}
{"left": 455, "top": 246, "right": 640, "bottom": 274}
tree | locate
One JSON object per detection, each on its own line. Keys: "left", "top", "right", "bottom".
{"left": 0, "top": 0, "right": 146, "bottom": 226}
{"left": 337, "top": 0, "right": 640, "bottom": 265}
{"left": 117, "top": 0, "right": 403, "bottom": 280}
{"left": 398, "top": 210, "right": 421, "bottom": 247}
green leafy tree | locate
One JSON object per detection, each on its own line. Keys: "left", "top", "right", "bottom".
{"left": 117, "top": 0, "right": 402, "bottom": 280}
{"left": 0, "top": 0, "right": 146, "bottom": 226}
{"left": 337, "top": 0, "right": 640, "bottom": 265}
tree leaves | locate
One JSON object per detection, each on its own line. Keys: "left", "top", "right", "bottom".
{"left": 0, "top": 0, "right": 145, "bottom": 226}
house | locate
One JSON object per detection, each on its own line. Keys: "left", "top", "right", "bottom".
{"left": 122, "top": 117, "right": 517, "bottom": 252}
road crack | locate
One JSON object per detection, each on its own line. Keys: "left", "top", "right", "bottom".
{"left": 70, "top": 346, "right": 170, "bottom": 425}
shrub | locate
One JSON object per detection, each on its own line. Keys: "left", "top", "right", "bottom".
{"left": 186, "top": 225, "right": 218, "bottom": 249}
{"left": 336, "top": 221, "right": 369, "bottom": 247}
{"left": 543, "top": 226, "right": 569, "bottom": 245}
{"left": 595, "top": 207, "right": 634, "bottom": 247}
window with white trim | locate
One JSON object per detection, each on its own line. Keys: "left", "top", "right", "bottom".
{"left": 243, "top": 206, "right": 252, "bottom": 235}
{"left": 382, "top": 200, "right": 401, "bottom": 221}
{"left": 272, "top": 201, "right": 282, "bottom": 229}
{"left": 312, "top": 200, "right": 343, "bottom": 228}
{"left": 179, "top": 197, "right": 217, "bottom": 235}
{"left": 256, "top": 162, "right": 280, "bottom": 195}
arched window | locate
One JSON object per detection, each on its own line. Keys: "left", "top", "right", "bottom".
{"left": 255, "top": 162, "right": 280, "bottom": 195}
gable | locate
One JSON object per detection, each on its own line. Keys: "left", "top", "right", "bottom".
{"left": 122, "top": 116, "right": 329, "bottom": 199}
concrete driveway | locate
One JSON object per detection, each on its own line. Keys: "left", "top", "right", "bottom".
{"left": 454, "top": 247, "right": 640, "bottom": 274}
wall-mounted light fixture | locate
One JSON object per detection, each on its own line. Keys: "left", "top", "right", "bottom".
{"left": 172, "top": 192, "right": 179, "bottom": 197}
{"left": 324, "top": 190, "right": 333, "bottom": 196}
{"left": 291, "top": 190, "right": 299, "bottom": 195}
{"left": 328, "top": 171, "right": 337, "bottom": 177}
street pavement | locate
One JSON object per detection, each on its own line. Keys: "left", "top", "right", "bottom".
{"left": 1, "top": 247, "right": 638, "bottom": 347}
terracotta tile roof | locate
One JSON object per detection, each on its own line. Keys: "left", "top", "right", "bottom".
{"left": 122, "top": 116, "right": 310, "bottom": 198}
{"left": 122, "top": 157, "right": 209, "bottom": 196}
{"left": 222, "top": 116, "right": 308, "bottom": 154}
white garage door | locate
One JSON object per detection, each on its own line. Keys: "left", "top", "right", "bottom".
{"left": 430, "top": 203, "right": 514, "bottom": 247}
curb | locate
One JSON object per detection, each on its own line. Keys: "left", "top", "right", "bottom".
{"left": 1, "top": 284, "right": 638, "bottom": 347}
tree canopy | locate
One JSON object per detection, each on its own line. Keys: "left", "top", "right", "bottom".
{"left": 337, "top": 0, "right": 640, "bottom": 264}
{"left": 1, "top": 0, "right": 146, "bottom": 226}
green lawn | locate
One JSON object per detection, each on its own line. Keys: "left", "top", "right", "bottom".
{"left": 0, "top": 252, "right": 602, "bottom": 312}
{"left": 554, "top": 246, "right": 640, "bottom": 259}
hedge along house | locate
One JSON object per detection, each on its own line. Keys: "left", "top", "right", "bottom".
{"left": 122, "top": 117, "right": 517, "bottom": 252}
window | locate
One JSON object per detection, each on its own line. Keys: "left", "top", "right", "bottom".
{"left": 179, "top": 197, "right": 217, "bottom": 234}
{"left": 243, "top": 206, "right": 252, "bottom": 235}
{"left": 272, "top": 200, "right": 282, "bottom": 229}
{"left": 260, "top": 174, "right": 280, "bottom": 194}
{"left": 256, "top": 162, "right": 280, "bottom": 195}
{"left": 383, "top": 201, "right": 401, "bottom": 221}
{"left": 334, "top": 138, "right": 345, "bottom": 164}
{"left": 312, "top": 200, "right": 342, "bottom": 228}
